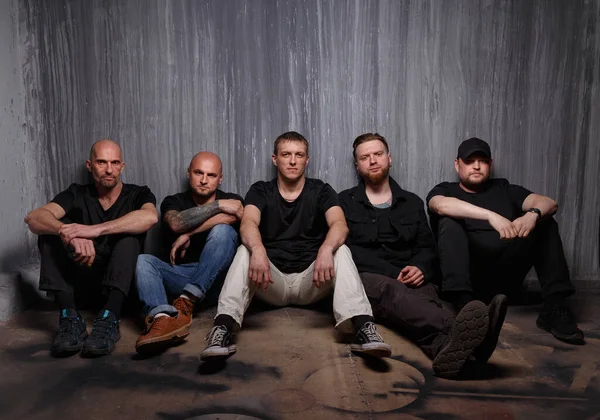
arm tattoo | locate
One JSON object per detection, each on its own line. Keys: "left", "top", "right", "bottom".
{"left": 164, "top": 201, "right": 221, "bottom": 232}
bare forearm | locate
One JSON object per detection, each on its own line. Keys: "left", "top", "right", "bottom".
{"left": 320, "top": 221, "right": 348, "bottom": 253}
{"left": 183, "top": 214, "right": 237, "bottom": 237}
{"left": 526, "top": 196, "right": 558, "bottom": 217}
{"left": 240, "top": 221, "right": 265, "bottom": 253}
{"left": 24, "top": 209, "right": 63, "bottom": 235}
{"left": 97, "top": 209, "right": 158, "bottom": 236}
{"left": 165, "top": 201, "right": 221, "bottom": 233}
{"left": 429, "top": 196, "right": 495, "bottom": 221}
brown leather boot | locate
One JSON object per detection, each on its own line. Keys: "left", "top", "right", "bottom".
{"left": 173, "top": 296, "right": 195, "bottom": 329}
{"left": 135, "top": 314, "right": 190, "bottom": 355}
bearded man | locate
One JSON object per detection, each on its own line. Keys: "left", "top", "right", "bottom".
{"left": 339, "top": 133, "right": 506, "bottom": 378}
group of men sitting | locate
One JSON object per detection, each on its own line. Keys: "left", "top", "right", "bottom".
{"left": 24, "top": 132, "right": 584, "bottom": 379}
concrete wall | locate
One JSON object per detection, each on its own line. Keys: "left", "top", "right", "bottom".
{"left": 0, "top": 0, "right": 45, "bottom": 320}
{"left": 2, "top": 0, "right": 599, "bottom": 319}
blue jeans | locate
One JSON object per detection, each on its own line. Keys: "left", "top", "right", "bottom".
{"left": 136, "top": 224, "right": 238, "bottom": 317}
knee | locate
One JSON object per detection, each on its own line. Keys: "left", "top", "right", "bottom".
{"left": 207, "top": 224, "right": 238, "bottom": 244}
{"left": 114, "top": 235, "right": 142, "bottom": 252}
{"left": 135, "top": 254, "right": 157, "bottom": 276}
{"left": 335, "top": 244, "right": 352, "bottom": 259}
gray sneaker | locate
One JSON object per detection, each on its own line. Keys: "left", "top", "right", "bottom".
{"left": 200, "top": 325, "right": 237, "bottom": 361}
{"left": 350, "top": 321, "right": 392, "bottom": 358}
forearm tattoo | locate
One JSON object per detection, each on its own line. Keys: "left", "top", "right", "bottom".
{"left": 164, "top": 201, "right": 221, "bottom": 232}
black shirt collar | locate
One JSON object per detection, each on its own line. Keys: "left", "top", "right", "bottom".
{"left": 354, "top": 177, "right": 409, "bottom": 205}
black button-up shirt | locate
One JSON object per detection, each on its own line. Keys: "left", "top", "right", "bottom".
{"left": 339, "top": 177, "right": 439, "bottom": 282}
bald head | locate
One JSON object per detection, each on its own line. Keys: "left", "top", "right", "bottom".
{"left": 189, "top": 152, "right": 222, "bottom": 174}
{"left": 187, "top": 152, "right": 223, "bottom": 199}
{"left": 89, "top": 139, "right": 123, "bottom": 161}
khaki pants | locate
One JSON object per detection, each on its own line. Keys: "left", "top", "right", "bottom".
{"left": 216, "top": 245, "right": 373, "bottom": 333}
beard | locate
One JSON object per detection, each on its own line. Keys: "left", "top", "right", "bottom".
{"left": 98, "top": 177, "right": 118, "bottom": 189}
{"left": 460, "top": 173, "right": 489, "bottom": 190}
{"left": 363, "top": 165, "right": 390, "bottom": 185}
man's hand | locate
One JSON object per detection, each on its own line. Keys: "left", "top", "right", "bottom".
{"left": 248, "top": 247, "right": 273, "bottom": 290}
{"left": 70, "top": 238, "right": 96, "bottom": 266}
{"left": 512, "top": 212, "right": 538, "bottom": 238}
{"left": 398, "top": 265, "right": 424, "bottom": 288}
{"left": 170, "top": 234, "right": 191, "bottom": 265}
{"left": 218, "top": 199, "right": 244, "bottom": 220}
{"left": 488, "top": 213, "right": 518, "bottom": 239}
{"left": 59, "top": 223, "right": 102, "bottom": 244}
{"left": 313, "top": 246, "right": 335, "bottom": 288}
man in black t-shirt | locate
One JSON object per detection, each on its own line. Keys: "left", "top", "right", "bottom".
{"left": 135, "top": 152, "right": 243, "bottom": 354}
{"left": 427, "top": 137, "right": 583, "bottom": 344}
{"left": 200, "top": 131, "right": 391, "bottom": 361}
{"left": 24, "top": 139, "right": 159, "bottom": 357}
{"left": 340, "top": 133, "right": 505, "bottom": 378}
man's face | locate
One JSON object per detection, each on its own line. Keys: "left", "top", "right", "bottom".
{"left": 86, "top": 143, "right": 124, "bottom": 189}
{"left": 272, "top": 140, "right": 309, "bottom": 182}
{"left": 187, "top": 156, "right": 222, "bottom": 199}
{"left": 354, "top": 140, "right": 391, "bottom": 185}
{"left": 454, "top": 154, "right": 492, "bottom": 187}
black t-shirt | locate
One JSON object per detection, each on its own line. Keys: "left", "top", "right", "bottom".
{"left": 160, "top": 189, "right": 243, "bottom": 264}
{"left": 245, "top": 178, "right": 339, "bottom": 273}
{"left": 51, "top": 183, "right": 156, "bottom": 249}
{"left": 426, "top": 178, "right": 531, "bottom": 232}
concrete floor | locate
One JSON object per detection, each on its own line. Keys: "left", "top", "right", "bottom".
{"left": 1, "top": 292, "right": 600, "bottom": 420}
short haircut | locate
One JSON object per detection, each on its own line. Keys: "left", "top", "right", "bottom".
{"left": 352, "top": 133, "right": 389, "bottom": 160}
{"left": 273, "top": 131, "right": 309, "bottom": 156}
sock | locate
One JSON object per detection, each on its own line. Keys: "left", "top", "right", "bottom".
{"left": 55, "top": 291, "right": 76, "bottom": 311}
{"left": 179, "top": 291, "right": 197, "bottom": 303}
{"left": 103, "top": 288, "right": 126, "bottom": 319}
{"left": 154, "top": 313, "right": 169, "bottom": 319}
{"left": 543, "top": 293, "right": 566, "bottom": 311}
{"left": 214, "top": 314, "right": 236, "bottom": 331}
{"left": 351, "top": 315, "right": 373, "bottom": 332}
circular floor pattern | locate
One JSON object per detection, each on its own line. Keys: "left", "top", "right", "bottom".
{"left": 303, "top": 358, "right": 425, "bottom": 412}
{"left": 260, "top": 388, "right": 316, "bottom": 413}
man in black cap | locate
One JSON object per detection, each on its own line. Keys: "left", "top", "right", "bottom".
{"left": 426, "top": 137, "right": 583, "bottom": 344}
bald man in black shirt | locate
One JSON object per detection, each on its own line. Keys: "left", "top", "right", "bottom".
{"left": 25, "top": 140, "right": 158, "bottom": 357}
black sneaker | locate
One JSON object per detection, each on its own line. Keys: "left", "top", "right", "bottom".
{"left": 200, "top": 325, "right": 237, "bottom": 361}
{"left": 350, "top": 321, "right": 392, "bottom": 358}
{"left": 81, "top": 309, "right": 121, "bottom": 357}
{"left": 473, "top": 294, "right": 508, "bottom": 363}
{"left": 432, "top": 300, "right": 489, "bottom": 379}
{"left": 537, "top": 304, "right": 584, "bottom": 344}
{"left": 51, "top": 309, "right": 88, "bottom": 357}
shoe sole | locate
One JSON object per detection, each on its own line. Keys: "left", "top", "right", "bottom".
{"left": 135, "top": 325, "right": 191, "bottom": 355}
{"left": 350, "top": 342, "right": 392, "bottom": 358}
{"left": 51, "top": 332, "right": 89, "bottom": 358}
{"left": 432, "top": 300, "right": 489, "bottom": 379}
{"left": 474, "top": 294, "right": 507, "bottom": 363}
{"left": 536, "top": 316, "right": 584, "bottom": 344}
{"left": 81, "top": 332, "right": 121, "bottom": 357}
{"left": 200, "top": 345, "right": 237, "bottom": 361}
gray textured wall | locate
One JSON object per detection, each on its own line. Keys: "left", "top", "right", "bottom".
{"left": 13, "top": 0, "right": 600, "bottom": 291}
{"left": 0, "top": 0, "right": 45, "bottom": 320}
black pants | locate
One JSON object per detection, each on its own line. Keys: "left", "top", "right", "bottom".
{"left": 360, "top": 272, "right": 453, "bottom": 359}
{"left": 38, "top": 235, "right": 141, "bottom": 299}
{"left": 436, "top": 216, "right": 575, "bottom": 302}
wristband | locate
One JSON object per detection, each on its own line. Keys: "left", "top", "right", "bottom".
{"left": 527, "top": 208, "right": 542, "bottom": 220}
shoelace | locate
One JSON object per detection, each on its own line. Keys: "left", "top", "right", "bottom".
{"left": 362, "top": 322, "right": 383, "bottom": 342}
{"left": 553, "top": 306, "right": 575, "bottom": 325}
{"left": 58, "top": 317, "right": 81, "bottom": 335}
{"left": 90, "top": 317, "right": 115, "bottom": 338}
{"left": 206, "top": 326, "right": 227, "bottom": 346}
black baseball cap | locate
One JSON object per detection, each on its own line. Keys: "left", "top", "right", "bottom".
{"left": 457, "top": 137, "right": 491, "bottom": 160}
